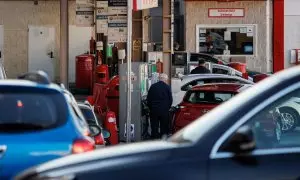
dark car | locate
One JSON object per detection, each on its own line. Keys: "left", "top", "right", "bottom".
{"left": 16, "top": 67, "right": 300, "bottom": 180}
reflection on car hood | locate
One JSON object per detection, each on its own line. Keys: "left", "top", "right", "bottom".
{"left": 34, "top": 141, "right": 177, "bottom": 173}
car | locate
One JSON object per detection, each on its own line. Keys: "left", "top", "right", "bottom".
{"left": 172, "top": 74, "right": 254, "bottom": 106}
{"left": 0, "top": 71, "right": 101, "bottom": 179}
{"left": 172, "top": 83, "right": 252, "bottom": 133}
{"left": 78, "top": 102, "right": 111, "bottom": 148}
{"left": 15, "top": 66, "right": 300, "bottom": 180}
{"left": 251, "top": 74, "right": 300, "bottom": 132}
{"left": 176, "top": 52, "right": 263, "bottom": 77}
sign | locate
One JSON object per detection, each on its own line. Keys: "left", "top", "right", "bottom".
{"left": 76, "top": 6, "right": 94, "bottom": 27}
{"left": 76, "top": 0, "right": 94, "bottom": 6}
{"left": 124, "top": 123, "right": 134, "bottom": 139}
{"left": 107, "top": 16, "right": 127, "bottom": 43}
{"left": 208, "top": 8, "right": 245, "bottom": 17}
{"left": 108, "top": 0, "right": 127, "bottom": 14}
{"left": 96, "top": 2, "right": 108, "bottom": 34}
{"left": 133, "top": 40, "right": 141, "bottom": 51}
{"left": 133, "top": 0, "right": 158, "bottom": 11}
{"left": 96, "top": 0, "right": 108, "bottom": 8}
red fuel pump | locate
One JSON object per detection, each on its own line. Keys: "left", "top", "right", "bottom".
{"left": 95, "top": 64, "right": 109, "bottom": 84}
{"left": 228, "top": 62, "right": 248, "bottom": 79}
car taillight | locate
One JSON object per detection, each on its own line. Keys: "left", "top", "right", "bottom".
{"left": 94, "top": 134, "right": 105, "bottom": 145}
{"left": 72, "top": 138, "right": 95, "bottom": 154}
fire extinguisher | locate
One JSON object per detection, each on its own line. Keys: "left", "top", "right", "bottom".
{"left": 90, "top": 37, "right": 96, "bottom": 54}
{"left": 156, "top": 59, "right": 163, "bottom": 73}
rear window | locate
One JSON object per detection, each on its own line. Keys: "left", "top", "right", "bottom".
{"left": 184, "top": 90, "right": 236, "bottom": 104}
{"left": 0, "top": 88, "right": 68, "bottom": 132}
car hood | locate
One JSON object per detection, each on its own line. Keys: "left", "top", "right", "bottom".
{"left": 16, "top": 140, "right": 178, "bottom": 179}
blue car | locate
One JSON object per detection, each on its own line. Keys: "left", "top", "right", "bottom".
{"left": 0, "top": 71, "right": 100, "bottom": 179}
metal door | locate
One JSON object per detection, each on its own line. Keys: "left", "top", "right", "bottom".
{"left": 28, "top": 26, "right": 55, "bottom": 81}
{"left": 69, "top": 25, "right": 92, "bottom": 83}
{"left": 0, "top": 25, "right": 3, "bottom": 63}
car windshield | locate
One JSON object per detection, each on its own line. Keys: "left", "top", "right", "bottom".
{"left": 0, "top": 88, "right": 68, "bottom": 132}
{"left": 185, "top": 90, "right": 236, "bottom": 104}
{"left": 79, "top": 107, "right": 96, "bottom": 123}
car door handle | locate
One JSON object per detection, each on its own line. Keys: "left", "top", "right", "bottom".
{"left": 47, "top": 51, "right": 54, "bottom": 59}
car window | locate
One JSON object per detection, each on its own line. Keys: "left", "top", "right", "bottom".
{"left": 70, "top": 103, "right": 88, "bottom": 128}
{"left": 213, "top": 68, "right": 229, "bottom": 74}
{"left": 185, "top": 90, "right": 236, "bottom": 104}
{"left": 80, "top": 107, "right": 96, "bottom": 123}
{"left": 0, "top": 88, "right": 68, "bottom": 132}
{"left": 219, "top": 89, "right": 300, "bottom": 151}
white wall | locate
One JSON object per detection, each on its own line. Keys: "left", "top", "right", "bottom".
{"left": 284, "top": 0, "right": 300, "bottom": 68}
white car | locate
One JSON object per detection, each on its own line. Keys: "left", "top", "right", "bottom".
{"left": 171, "top": 74, "right": 254, "bottom": 106}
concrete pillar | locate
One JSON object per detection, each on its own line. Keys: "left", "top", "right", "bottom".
{"left": 162, "top": 0, "right": 173, "bottom": 84}
{"left": 60, "top": 0, "right": 69, "bottom": 88}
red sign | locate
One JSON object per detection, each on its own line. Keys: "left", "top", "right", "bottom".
{"left": 133, "top": 0, "right": 158, "bottom": 11}
{"left": 208, "top": 8, "right": 245, "bottom": 18}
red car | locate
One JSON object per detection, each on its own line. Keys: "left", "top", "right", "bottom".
{"left": 172, "top": 83, "right": 252, "bottom": 133}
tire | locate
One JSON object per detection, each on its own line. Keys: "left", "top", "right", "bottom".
{"left": 279, "top": 107, "right": 298, "bottom": 132}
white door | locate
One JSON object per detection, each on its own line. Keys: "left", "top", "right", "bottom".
{"left": 0, "top": 25, "right": 4, "bottom": 63}
{"left": 28, "top": 26, "right": 55, "bottom": 81}
{"left": 69, "top": 26, "right": 92, "bottom": 83}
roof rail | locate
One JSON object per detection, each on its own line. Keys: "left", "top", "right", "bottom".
{"left": 17, "top": 70, "right": 51, "bottom": 85}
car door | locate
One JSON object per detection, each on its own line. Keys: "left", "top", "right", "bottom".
{"left": 208, "top": 85, "right": 300, "bottom": 180}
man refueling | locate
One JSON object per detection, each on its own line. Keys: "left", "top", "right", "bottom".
{"left": 147, "top": 73, "right": 173, "bottom": 139}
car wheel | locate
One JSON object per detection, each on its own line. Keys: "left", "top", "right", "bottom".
{"left": 279, "top": 108, "right": 298, "bottom": 132}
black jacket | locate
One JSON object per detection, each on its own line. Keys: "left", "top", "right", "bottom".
{"left": 190, "top": 66, "right": 211, "bottom": 74}
{"left": 147, "top": 81, "right": 173, "bottom": 113}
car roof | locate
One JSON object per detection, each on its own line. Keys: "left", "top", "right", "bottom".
{"left": 0, "top": 79, "right": 62, "bottom": 91}
{"left": 77, "top": 103, "right": 91, "bottom": 110}
{"left": 191, "top": 83, "right": 253, "bottom": 93}
{"left": 181, "top": 74, "right": 254, "bottom": 85}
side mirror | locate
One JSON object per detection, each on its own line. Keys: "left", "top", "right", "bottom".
{"left": 102, "top": 129, "right": 111, "bottom": 139}
{"left": 88, "top": 125, "right": 101, "bottom": 137}
{"left": 222, "top": 125, "right": 255, "bottom": 154}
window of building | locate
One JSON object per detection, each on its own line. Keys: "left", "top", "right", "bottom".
{"left": 196, "top": 25, "right": 256, "bottom": 56}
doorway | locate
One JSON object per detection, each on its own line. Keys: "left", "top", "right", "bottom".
{"left": 28, "top": 26, "right": 55, "bottom": 81}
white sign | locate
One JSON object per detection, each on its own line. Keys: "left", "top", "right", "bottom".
{"left": 208, "top": 8, "right": 244, "bottom": 17}
{"left": 96, "top": 0, "right": 108, "bottom": 8}
{"left": 96, "top": 19, "right": 108, "bottom": 34}
{"left": 76, "top": 6, "right": 94, "bottom": 27}
{"left": 107, "top": 15, "right": 127, "bottom": 43}
{"left": 108, "top": 0, "right": 127, "bottom": 14}
{"left": 134, "top": 0, "right": 158, "bottom": 11}
{"left": 76, "top": 0, "right": 94, "bottom": 6}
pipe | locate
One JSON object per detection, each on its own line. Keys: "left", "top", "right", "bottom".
{"left": 60, "top": 0, "right": 69, "bottom": 88}
{"left": 126, "top": 0, "right": 133, "bottom": 143}
{"left": 266, "top": 0, "right": 271, "bottom": 73}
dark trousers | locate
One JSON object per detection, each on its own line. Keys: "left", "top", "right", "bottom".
{"left": 150, "top": 111, "right": 169, "bottom": 139}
